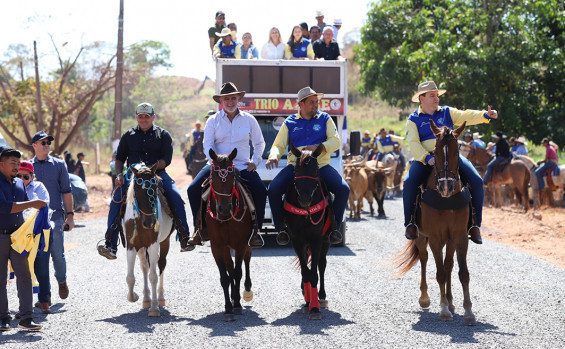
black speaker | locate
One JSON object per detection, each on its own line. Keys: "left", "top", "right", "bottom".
{"left": 350, "top": 131, "right": 361, "bottom": 156}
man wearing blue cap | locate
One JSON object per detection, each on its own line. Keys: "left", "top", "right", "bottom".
{"left": 0, "top": 145, "right": 46, "bottom": 331}
{"left": 97, "top": 103, "right": 191, "bottom": 260}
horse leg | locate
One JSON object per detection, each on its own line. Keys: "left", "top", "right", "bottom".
{"left": 416, "top": 237, "right": 430, "bottom": 309}
{"left": 157, "top": 235, "right": 171, "bottom": 307}
{"left": 308, "top": 240, "right": 323, "bottom": 320}
{"left": 138, "top": 248, "right": 151, "bottom": 309}
{"left": 211, "top": 243, "right": 235, "bottom": 321}
{"left": 232, "top": 247, "right": 245, "bottom": 315}
{"left": 429, "top": 242, "right": 452, "bottom": 321}
{"left": 242, "top": 247, "right": 253, "bottom": 302}
{"left": 294, "top": 245, "right": 311, "bottom": 313}
{"left": 444, "top": 242, "right": 456, "bottom": 314}
{"left": 318, "top": 241, "right": 330, "bottom": 308}
{"left": 455, "top": 237, "right": 475, "bottom": 325}
{"left": 126, "top": 247, "right": 139, "bottom": 303}
{"left": 147, "top": 242, "right": 160, "bottom": 317}
{"left": 348, "top": 197, "right": 354, "bottom": 219}
{"left": 377, "top": 194, "right": 385, "bottom": 218}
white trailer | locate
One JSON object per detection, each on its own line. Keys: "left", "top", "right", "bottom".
{"left": 215, "top": 59, "right": 348, "bottom": 244}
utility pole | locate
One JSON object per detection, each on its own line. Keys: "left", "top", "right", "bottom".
{"left": 113, "top": 0, "right": 124, "bottom": 151}
{"left": 34, "top": 41, "right": 44, "bottom": 131}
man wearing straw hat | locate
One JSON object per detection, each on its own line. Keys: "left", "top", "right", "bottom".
{"left": 513, "top": 136, "right": 529, "bottom": 156}
{"left": 404, "top": 81, "right": 499, "bottom": 245}
{"left": 266, "top": 86, "right": 349, "bottom": 245}
{"left": 535, "top": 138, "right": 559, "bottom": 191}
{"left": 213, "top": 28, "right": 241, "bottom": 59}
{"left": 471, "top": 132, "right": 486, "bottom": 148}
{"left": 186, "top": 82, "right": 266, "bottom": 248}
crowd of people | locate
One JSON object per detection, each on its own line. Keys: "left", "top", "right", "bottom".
{"left": 208, "top": 10, "right": 344, "bottom": 61}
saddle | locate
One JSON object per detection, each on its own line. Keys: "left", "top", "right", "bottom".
{"left": 542, "top": 164, "right": 560, "bottom": 190}
{"left": 493, "top": 157, "right": 511, "bottom": 173}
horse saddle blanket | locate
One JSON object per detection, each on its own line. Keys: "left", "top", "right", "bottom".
{"left": 420, "top": 186, "right": 471, "bottom": 210}
{"left": 494, "top": 158, "right": 511, "bottom": 173}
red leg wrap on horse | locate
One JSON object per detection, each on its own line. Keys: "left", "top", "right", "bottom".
{"left": 310, "top": 288, "right": 320, "bottom": 310}
{"left": 303, "top": 282, "right": 311, "bottom": 303}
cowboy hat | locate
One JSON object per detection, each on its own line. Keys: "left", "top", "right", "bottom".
{"left": 411, "top": 81, "right": 447, "bottom": 103}
{"left": 213, "top": 82, "right": 245, "bottom": 103}
{"left": 472, "top": 132, "right": 482, "bottom": 140}
{"left": 192, "top": 120, "right": 203, "bottom": 127}
{"left": 516, "top": 136, "right": 528, "bottom": 145}
{"left": 205, "top": 110, "right": 216, "bottom": 119}
{"left": 297, "top": 86, "right": 323, "bottom": 103}
{"left": 492, "top": 131, "right": 506, "bottom": 139}
{"left": 550, "top": 141, "right": 559, "bottom": 150}
{"left": 215, "top": 27, "right": 232, "bottom": 37}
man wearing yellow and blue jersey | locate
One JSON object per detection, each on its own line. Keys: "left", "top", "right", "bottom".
{"left": 374, "top": 128, "right": 405, "bottom": 162}
{"left": 266, "top": 87, "right": 349, "bottom": 245}
{"left": 213, "top": 28, "right": 241, "bottom": 59}
{"left": 404, "top": 81, "right": 499, "bottom": 244}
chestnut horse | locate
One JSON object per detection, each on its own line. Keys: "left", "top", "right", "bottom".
{"left": 395, "top": 121, "right": 476, "bottom": 325}
{"left": 465, "top": 145, "right": 530, "bottom": 211}
{"left": 284, "top": 143, "right": 331, "bottom": 320}
{"left": 206, "top": 148, "right": 254, "bottom": 322}
{"left": 124, "top": 163, "right": 174, "bottom": 317}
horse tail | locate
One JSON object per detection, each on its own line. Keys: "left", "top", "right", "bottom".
{"left": 391, "top": 240, "right": 422, "bottom": 276}
{"left": 293, "top": 247, "right": 312, "bottom": 270}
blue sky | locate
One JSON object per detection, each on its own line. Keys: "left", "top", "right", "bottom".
{"left": 2, "top": 0, "right": 371, "bottom": 80}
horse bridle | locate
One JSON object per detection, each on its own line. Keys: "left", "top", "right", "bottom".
{"left": 293, "top": 169, "right": 326, "bottom": 226}
{"left": 434, "top": 133, "right": 460, "bottom": 190}
{"left": 132, "top": 175, "right": 159, "bottom": 218}
{"left": 207, "top": 162, "right": 246, "bottom": 222}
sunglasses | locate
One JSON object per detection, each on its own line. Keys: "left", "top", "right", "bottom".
{"left": 37, "top": 140, "right": 51, "bottom": 146}
{"left": 17, "top": 174, "right": 31, "bottom": 180}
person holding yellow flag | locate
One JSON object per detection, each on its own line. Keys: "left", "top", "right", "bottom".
{"left": 0, "top": 145, "right": 46, "bottom": 331}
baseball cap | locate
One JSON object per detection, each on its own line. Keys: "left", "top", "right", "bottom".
{"left": 19, "top": 160, "right": 34, "bottom": 173}
{"left": 215, "top": 11, "right": 225, "bottom": 18}
{"left": 31, "top": 131, "right": 54, "bottom": 145}
{"left": 0, "top": 145, "right": 22, "bottom": 158}
{"left": 135, "top": 103, "right": 155, "bottom": 116}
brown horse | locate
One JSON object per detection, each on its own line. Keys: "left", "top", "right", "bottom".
{"left": 124, "top": 163, "right": 174, "bottom": 317}
{"left": 465, "top": 145, "right": 530, "bottom": 211}
{"left": 206, "top": 148, "right": 254, "bottom": 322}
{"left": 395, "top": 121, "right": 476, "bottom": 325}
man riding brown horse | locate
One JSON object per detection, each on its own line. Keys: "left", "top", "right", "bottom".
{"left": 403, "top": 81, "right": 500, "bottom": 245}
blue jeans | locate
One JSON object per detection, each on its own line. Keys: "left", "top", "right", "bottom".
{"left": 34, "top": 216, "right": 65, "bottom": 303}
{"left": 535, "top": 161, "right": 557, "bottom": 189}
{"left": 484, "top": 156, "right": 510, "bottom": 184}
{"left": 186, "top": 165, "right": 267, "bottom": 229}
{"left": 268, "top": 164, "right": 350, "bottom": 231}
{"left": 403, "top": 155, "right": 484, "bottom": 227}
{"left": 105, "top": 170, "right": 190, "bottom": 250}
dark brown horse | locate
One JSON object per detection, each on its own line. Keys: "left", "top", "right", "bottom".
{"left": 285, "top": 143, "right": 331, "bottom": 320}
{"left": 124, "top": 163, "right": 174, "bottom": 317}
{"left": 465, "top": 145, "right": 530, "bottom": 211}
{"left": 206, "top": 148, "right": 254, "bottom": 322}
{"left": 395, "top": 121, "right": 476, "bottom": 325}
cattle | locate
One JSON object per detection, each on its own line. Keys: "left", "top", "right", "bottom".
{"left": 365, "top": 160, "right": 392, "bottom": 218}
{"left": 344, "top": 164, "right": 368, "bottom": 220}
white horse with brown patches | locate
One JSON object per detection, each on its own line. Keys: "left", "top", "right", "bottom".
{"left": 124, "top": 163, "right": 174, "bottom": 317}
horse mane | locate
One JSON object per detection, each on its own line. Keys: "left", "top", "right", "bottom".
{"left": 299, "top": 150, "right": 313, "bottom": 166}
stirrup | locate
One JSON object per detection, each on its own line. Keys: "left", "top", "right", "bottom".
{"left": 248, "top": 232, "right": 264, "bottom": 248}
{"left": 276, "top": 231, "right": 290, "bottom": 246}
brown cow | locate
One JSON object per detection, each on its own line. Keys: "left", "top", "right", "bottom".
{"left": 344, "top": 165, "right": 368, "bottom": 219}
{"left": 365, "top": 160, "right": 392, "bottom": 217}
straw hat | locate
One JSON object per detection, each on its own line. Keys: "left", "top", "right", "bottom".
{"left": 411, "top": 81, "right": 446, "bottom": 103}
{"left": 215, "top": 28, "right": 232, "bottom": 38}
{"left": 472, "top": 132, "right": 482, "bottom": 140}
{"left": 297, "top": 86, "right": 323, "bottom": 103}
{"left": 515, "top": 136, "right": 528, "bottom": 145}
{"left": 192, "top": 120, "right": 203, "bottom": 127}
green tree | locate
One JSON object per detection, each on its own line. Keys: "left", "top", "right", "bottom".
{"left": 356, "top": 0, "right": 565, "bottom": 146}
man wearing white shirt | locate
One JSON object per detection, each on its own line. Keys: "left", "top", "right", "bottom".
{"left": 186, "top": 82, "right": 266, "bottom": 248}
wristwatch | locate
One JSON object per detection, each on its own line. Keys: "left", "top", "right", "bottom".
{"left": 66, "top": 211, "right": 74, "bottom": 216}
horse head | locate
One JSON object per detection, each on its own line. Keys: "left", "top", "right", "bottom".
{"left": 430, "top": 120, "right": 466, "bottom": 197}
{"left": 131, "top": 163, "right": 160, "bottom": 230}
{"left": 290, "top": 143, "right": 322, "bottom": 208}
{"left": 209, "top": 148, "right": 237, "bottom": 217}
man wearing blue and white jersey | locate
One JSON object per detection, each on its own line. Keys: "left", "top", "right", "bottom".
{"left": 266, "top": 87, "right": 349, "bottom": 245}
{"left": 403, "top": 81, "right": 499, "bottom": 244}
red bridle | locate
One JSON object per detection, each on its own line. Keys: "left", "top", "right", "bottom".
{"left": 285, "top": 175, "right": 327, "bottom": 226}
{"left": 207, "top": 163, "right": 245, "bottom": 222}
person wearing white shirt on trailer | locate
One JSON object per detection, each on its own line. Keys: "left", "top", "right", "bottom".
{"left": 261, "top": 27, "right": 285, "bottom": 59}
{"left": 186, "top": 82, "right": 266, "bottom": 248}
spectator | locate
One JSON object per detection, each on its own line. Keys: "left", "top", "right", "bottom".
{"left": 74, "top": 152, "right": 91, "bottom": 213}
{"left": 314, "top": 10, "right": 327, "bottom": 32}
{"left": 463, "top": 132, "right": 472, "bottom": 143}
{"left": 213, "top": 28, "right": 241, "bottom": 59}
{"left": 30, "top": 131, "right": 75, "bottom": 314}
{"left": 63, "top": 150, "right": 76, "bottom": 173}
{"left": 331, "top": 18, "right": 342, "bottom": 40}
{"left": 285, "top": 25, "right": 314, "bottom": 60}
{"left": 310, "top": 25, "right": 321, "bottom": 42}
{"left": 208, "top": 11, "right": 226, "bottom": 52}
{"left": 261, "top": 27, "right": 285, "bottom": 59}
{"left": 240, "top": 32, "right": 259, "bottom": 59}
{"left": 472, "top": 132, "right": 486, "bottom": 148}
{"left": 313, "top": 27, "right": 343, "bottom": 61}
{"left": 18, "top": 161, "right": 49, "bottom": 205}
{"left": 300, "top": 22, "right": 310, "bottom": 40}
{"left": 227, "top": 22, "right": 238, "bottom": 42}
{"left": 514, "top": 137, "right": 529, "bottom": 156}
{"left": 509, "top": 137, "right": 517, "bottom": 152}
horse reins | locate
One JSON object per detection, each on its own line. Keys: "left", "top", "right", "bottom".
{"left": 434, "top": 133, "right": 461, "bottom": 190}
{"left": 207, "top": 163, "right": 247, "bottom": 222}
{"left": 291, "top": 175, "right": 327, "bottom": 226}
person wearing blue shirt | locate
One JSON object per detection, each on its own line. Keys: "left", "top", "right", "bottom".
{"left": 0, "top": 145, "right": 46, "bottom": 331}
{"left": 213, "top": 28, "right": 241, "bottom": 59}
{"left": 513, "top": 137, "right": 529, "bottom": 156}
{"left": 240, "top": 32, "right": 259, "bottom": 59}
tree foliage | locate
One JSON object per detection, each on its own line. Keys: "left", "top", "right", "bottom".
{"left": 356, "top": 0, "right": 565, "bottom": 146}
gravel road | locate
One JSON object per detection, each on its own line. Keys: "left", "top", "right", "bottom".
{"left": 3, "top": 193, "right": 565, "bottom": 348}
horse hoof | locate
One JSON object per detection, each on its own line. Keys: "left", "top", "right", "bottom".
{"left": 224, "top": 314, "right": 235, "bottom": 322}
{"left": 148, "top": 309, "right": 160, "bottom": 317}
{"left": 319, "top": 299, "right": 329, "bottom": 308}
{"left": 309, "top": 308, "right": 322, "bottom": 320}
{"left": 440, "top": 313, "right": 453, "bottom": 322}
{"left": 302, "top": 305, "right": 310, "bottom": 314}
{"left": 233, "top": 307, "right": 243, "bottom": 315}
{"left": 158, "top": 299, "right": 166, "bottom": 307}
{"left": 128, "top": 293, "right": 139, "bottom": 303}
{"left": 243, "top": 290, "right": 253, "bottom": 302}
{"left": 448, "top": 305, "right": 456, "bottom": 314}
{"left": 464, "top": 315, "right": 476, "bottom": 326}
{"left": 419, "top": 298, "right": 430, "bottom": 309}
{"left": 142, "top": 300, "right": 151, "bottom": 309}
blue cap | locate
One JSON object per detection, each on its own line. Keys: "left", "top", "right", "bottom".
{"left": 31, "top": 131, "right": 54, "bottom": 145}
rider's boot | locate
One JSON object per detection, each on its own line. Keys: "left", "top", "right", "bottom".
{"left": 176, "top": 221, "right": 193, "bottom": 252}
{"left": 468, "top": 226, "right": 482, "bottom": 244}
{"left": 276, "top": 226, "right": 290, "bottom": 246}
{"left": 405, "top": 224, "right": 418, "bottom": 240}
